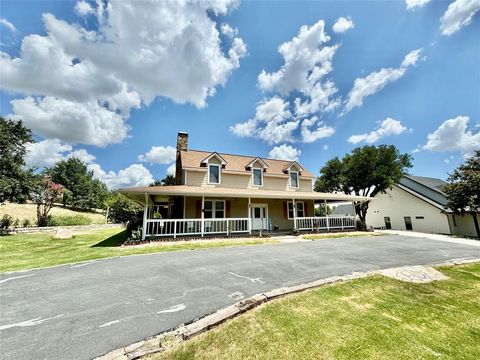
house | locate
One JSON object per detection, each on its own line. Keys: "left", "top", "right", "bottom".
{"left": 119, "top": 132, "right": 369, "bottom": 239}
{"left": 366, "top": 175, "right": 480, "bottom": 237}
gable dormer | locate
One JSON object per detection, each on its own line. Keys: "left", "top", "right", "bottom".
{"left": 246, "top": 157, "right": 269, "bottom": 187}
{"left": 201, "top": 152, "right": 227, "bottom": 185}
{"left": 283, "top": 161, "right": 304, "bottom": 189}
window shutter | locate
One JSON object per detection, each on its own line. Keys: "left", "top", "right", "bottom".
{"left": 283, "top": 202, "right": 288, "bottom": 219}
{"left": 304, "top": 202, "right": 308, "bottom": 217}
{"left": 195, "top": 200, "right": 201, "bottom": 218}
{"left": 226, "top": 200, "right": 231, "bottom": 218}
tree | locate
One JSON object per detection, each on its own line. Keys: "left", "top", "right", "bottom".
{"left": 315, "top": 145, "right": 412, "bottom": 229}
{"left": 106, "top": 192, "right": 142, "bottom": 225}
{"left": 0, "top": 116, "right": 35, "bottom": 203}
{"left": 443, "top": 150, "right": 480, "bottom": 238}
{"left": 30, "top": 176, "right": 63, "bottom": 227}
{"left": 149, "top": 174, "right": 176, "bottom": 186}
{"left": 45, "top": 158, "right": 109, "bottom": 210}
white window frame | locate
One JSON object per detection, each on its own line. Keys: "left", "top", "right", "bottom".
{"left": 208, "top": 164, "right": 221, "bottom": 184}
{"left": 204, "top": 199, "right": 225, "bottom": 219}
{"left": 287, "top": 201, "right": 304, "bottom": 219}
{"left": 252, "top": 167, "right": 263, "bottom": 187}
{"left": 289, "top": 171, "right": 299, "bottom": 189}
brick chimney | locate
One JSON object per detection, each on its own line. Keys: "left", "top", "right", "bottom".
{"left": 177, "top": 131, "right": 188, "bottom": 152}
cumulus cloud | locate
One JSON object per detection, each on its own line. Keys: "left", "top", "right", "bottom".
{"left": 300, "top": 117, "right": 335, "bottom": 143}
{"left": 9, "top": 97, "right": 128, "bottom": 147}
{"left": 138, "top": 146, "right": 176, "bottom": 164}
{"left": 344, "top": 48, "right": 423, "bottom": 113}
{"left": 25, "top": 139, "right": 95, "bottom": 168}
{"left": 422, "top": 116, "right": 480, "bottom": 156}
{"left": 348, "top": 118, "right": 408, "bottom": 144}
{"left": 166, "top": 163, "right": 176, "bottom": 176}
{"left": 0, "top": 18, "right": 16, "bottom": 32}
{"left": 88, "top": 163, "right": 154, "bottom": 189}
{"left": 268, "top": 144, "right": 301, "bottom": 161}
{"left": 440, "top": 0, "right": 480, "bottom": 36}
{"left": 405, "top": 0, "right": 431, "bottom": 10}
{"left": 2, "top": 0, "right": 245, "bottom": 145}
{"left": 332, "top": 17, "right": 354, "bottom": 33}
{"left": 221, "top": 23, "right": 238, "bottom": 39}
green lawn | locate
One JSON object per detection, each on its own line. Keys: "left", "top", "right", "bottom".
{"left": 303, "top": 231, "right": 384, "bottom": 240}
{"left": 150, "top": 263, "right": 480, "bottom": 360}
{"left": 0, "top": 228, "right": 276, "bottom": 273}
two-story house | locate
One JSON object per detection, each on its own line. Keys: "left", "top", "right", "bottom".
{"left": 120, "top": 132, "right": 370, "bottom": 240}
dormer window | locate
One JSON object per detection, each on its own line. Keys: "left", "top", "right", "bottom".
{"left": 252, "top": 168, "right": 263, "bottom": 187}
{"left": 208, "top": 164, "right": 221, "bottom": 184}
{"left": 290, "top": 171, "right": 299, "bottom": 188}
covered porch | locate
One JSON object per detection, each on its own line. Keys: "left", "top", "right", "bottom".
{"left": 119, "top": 185, "right": 369, "bottom": 240}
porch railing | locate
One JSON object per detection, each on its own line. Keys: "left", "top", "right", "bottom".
{"left": 145, "top": 218, "right": 250, "bottom": 238}
{"left": 295, "top": 216, "right": 357, "bottom": 231}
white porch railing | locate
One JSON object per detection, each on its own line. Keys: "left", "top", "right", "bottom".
{"left": 295, "top": 216, "right": 357, "bottom": 231}
{"left": 145, "top": 218, "right": 250, "bottom": 238}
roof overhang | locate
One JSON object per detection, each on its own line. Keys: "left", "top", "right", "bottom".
{"left": 245, "top": 157, "right": 269, "bottom": 170}
{"left": 200, "top": 152, "right": 228, "bottom": 166}
{"left": 283, "top": 161, "right": 304, "bottom": 174}
{"left": 119, "top": 185, "right": 372, "bottom": 204}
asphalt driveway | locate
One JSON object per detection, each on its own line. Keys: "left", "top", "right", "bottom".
{"left": 1, "top": 234, "right": 479, "bottom": 360}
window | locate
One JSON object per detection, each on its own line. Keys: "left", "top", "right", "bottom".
{"left": 287, "top": 202, "right": 304, "bottom": 219}
{"left": 252, "top": 168, "right": 263, "bottom": 186}
{"left": 204, "top": 200, "right": 225, "bottom": 218}
{"left": 404, "top": 216, "right": 413, "bottom": 231}
{"left": 208, "top": 164, "right": 220, "bottom": 184}
{"left": 290, "top": 171, "right": 299, "bottom": 188}
{"left": 415, "top": 216, "right": 424, "bottom": 219}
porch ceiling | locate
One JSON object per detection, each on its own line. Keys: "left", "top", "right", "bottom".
{"left": 119, "top": 185, "right": 371, "bottom": 204}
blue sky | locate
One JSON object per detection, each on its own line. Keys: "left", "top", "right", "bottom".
{"left": 1, "top": 0, "right": 479, "bottom": 188}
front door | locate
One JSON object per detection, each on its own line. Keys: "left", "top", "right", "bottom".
{"left": 404, "top": 216, "right": 413, "bottom": 231}
{"left": 251, "top": 205, "right": 268, "bottom": 230}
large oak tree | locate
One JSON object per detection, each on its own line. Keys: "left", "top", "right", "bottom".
{"left": 315, "top": 145, "right": 412, "bottom": 228}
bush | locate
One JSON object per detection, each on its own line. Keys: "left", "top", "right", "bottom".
{"left": 46, "top": 214, "right": 92, "bottom": 227}
{"left": 0, "top": 214, "right": 16, "bottom": 229}
{"left": 22, "top": 219, "right": 32, "bottom": 227}
{"left": 107, "top": 193, "right": 142, "bottom": 224}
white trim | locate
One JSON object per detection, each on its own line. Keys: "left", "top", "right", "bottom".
{"left": 207, "top": 164, "right": 221, "bottom": 185}
{"left": 203, "top": 199, "right": 226, "bottom": 219}
{"left": 289, "top": 171, "right": 299, "bottom": 189}
{"left": 246, "top": 157, "right": 269, "bottom": 169}
{"left": 250, "top": 203, "right": 269, "bottom": 230}
{"left": 184, "top": 170, "right": 188, "bottom": 186}
{"left": 287, "top": 201, "right": 305, "bottom": 219}
{"left": 201, "top": 152, "right": 228, "bottom": 165}
{"left": 252, "top": 167, "right": 264, "bottom": 187}
{"left": 283, "top": 161, "right": 304, "bottom": 173}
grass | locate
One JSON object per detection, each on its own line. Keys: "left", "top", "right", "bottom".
{"left": 0, "top": 228, "right": 276, "bottom": 273}
{"left": 149, "top": 263, "right": 480, "bottom": 360}
{"left": 303, "top": 231, "right": 384, "bottom": 240}
{"left": 0, "top": 202, "right": 106, "bottom": 225}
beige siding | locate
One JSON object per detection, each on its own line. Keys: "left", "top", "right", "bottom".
{"left": 185, "top": 169, "right": 312, "bottom": 192}
{"left": 366, "top": 185, "right": 451, "bottom": 234}
{"left": 448, "top": 213, "right": 479, "bottom": 238}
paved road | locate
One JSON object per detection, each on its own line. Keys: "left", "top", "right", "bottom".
{"left": 1, "top": 234, "right": 479, "bottom": 360}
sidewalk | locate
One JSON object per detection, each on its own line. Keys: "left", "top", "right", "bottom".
{"left": 377, "top": 230, "right": 480, "bottom": 247}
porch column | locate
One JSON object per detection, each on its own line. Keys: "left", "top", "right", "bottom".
{"left": 141, "top": 192, "right": 148, "bottom": 240}
{"left": 201, "top": 196, "right": 205, "bottom": 237}
{"left": 324, "top": 199, "right": 330, "bottom": 231}
{"left": 293, "top": 198, "right": 297, "bottom": 231}
{"left": 248, "top": 197, "right": 252, "bottom": 234}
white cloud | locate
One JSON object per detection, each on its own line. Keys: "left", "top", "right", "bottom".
{"left": 405, "top": 0, "right": 431, "bottom": 10}
{"left": 9, "top": 97, "right": 128, "bottom": 147}
{"left": 348, "top": 118, "right": 408, "bottom": 144}
{"left": 25, "top": 139, "right": 95, "bottom": 168}
{"left": 344, "top": 48, "right": 423, "bottom": 113}
{"left": 74, "top": 1, "right": 94, "bottom": 17}
{"left": 88, "top": 163, "right": 154, "bottom": 189}
{"left": 300, "top": 116, "right": 335, "bottom": 143}
{"left": 166, "top": 163, "right": 176, "bottom": 176}
{"left": 0, "top": 18, "right": 16, "bottom": 32}
{"left": 229, "top": 118, "right": 258, "bottom": 138}
{"left": 138, "top": 146, "right": 176, "bottom": 164}
{"left": 221, "top": 23, "right": 238, "bottom": 39}
{"left": 440, "top": 0, "right": 480, "bottom": 36}
{"left": 1, "top": 0, "right": 245, "bottom": 147}
{"left": 258, "top": 119, "right": 299, "bottom": 144}
{"left": 332, "top": 17, "right": 354, "bottom": 33}
{"left": 268, "top": 144, "right": 301, "bottom": 161}
{"left": 422, "top": 116, "right": 480, "bottom": 155}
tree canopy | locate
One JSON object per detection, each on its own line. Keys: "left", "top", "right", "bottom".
{"left": 45, "top": 158, "right": 109, "bottom": 210}
{"left": 149, "top": 174, "right": 176, "bottom": 186}
{"left": 443, "top": 150, "right": 480, "bottom": 237}
{"left": 315, "top": 145, "right": 413, "bottom": 228}
{"left": 0, "top": 116, "right": 35, "bottom": 204}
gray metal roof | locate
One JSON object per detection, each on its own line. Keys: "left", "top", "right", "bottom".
{"left": 331, "top": 204, "right": 354, "bottom": 216}
{"left": 399, "top": 175, "right": 448, "bottom": 206}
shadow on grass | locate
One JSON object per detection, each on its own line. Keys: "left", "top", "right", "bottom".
{"left": 92, "top": 230, "right": 127, "bottom": 247}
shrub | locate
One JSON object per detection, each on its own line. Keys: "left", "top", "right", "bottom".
{"left": 0, "top": 214, "right": 16, "bottom": 229}
{"left": 22, "top": 218, "right": 32, "bottom": 227}
{"left": 46, "top": 214, "right": 92, "bottom": 226}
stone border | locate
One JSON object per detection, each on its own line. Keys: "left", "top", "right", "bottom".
{"left": 1, "top": 223, "right": 123, "bottom": 235}
{"left": 95, "top": 257, "right": 480, "bottom": 360}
